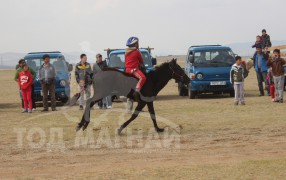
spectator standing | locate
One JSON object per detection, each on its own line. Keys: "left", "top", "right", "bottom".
{"left": 230, "top": 56, "right": 248, "bottom": 106}
{"left": 266, "top": 49, "right": 285, "bottom": 103}
{"left": 93, "top": 54, "right": 112, "bottom": 109}
{"left": 261, "top": 29, "right": 272, "bottom": 49}
{"left": 18, "top": 64, "right": 34, "bottom": 113}
{"left": 39, "top": 54, "right": 57, "bottom": 111}
{"left": 253, "top": 46, "right": 270, "bottom": 96}
{"left": 14, "top": 59, "right": 36, "bottom": 110}
{"left": 75, "top": 54, "right": 93, "bottom": 110}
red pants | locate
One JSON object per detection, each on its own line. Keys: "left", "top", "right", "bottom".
{"left": 22, "top": 87, "right": 32, "bottom": 110}
{"left": 270, "top": 84, "right": 275, "bottom": 99}
{"left": 126, "top": 68, "right": 146, "bottom": 90}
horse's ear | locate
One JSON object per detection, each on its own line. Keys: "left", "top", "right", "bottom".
{"left": 171, "top": 58, "right": 177, "bottom": 65}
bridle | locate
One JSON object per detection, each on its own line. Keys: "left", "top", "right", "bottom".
{"left": 169, "top": 64, "right": 184, "bottom": 81}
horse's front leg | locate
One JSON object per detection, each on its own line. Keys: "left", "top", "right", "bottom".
{"left": 117, "top": 102, "right": 146, "bottom": 135}
{"left": 76, "top": 97, "right": 99, "bottom": 131}
{"left": 147, "top": 102, "right": 164, "bottom": 133}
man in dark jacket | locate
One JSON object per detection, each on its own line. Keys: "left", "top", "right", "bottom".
{"left": 15, "top": 59, "right": 37, "bottom": 110}
{"left": 262, "top": 29, "right": 272, "bottom": 49}
{"left": 39, "top": 54, "right": 57, "bottom": 111}
{"left": 253, "top": 46, "right": 270, "bottom": 96}
{"left": 267, "top": 49, "right": 285, "bottom": 103}
{"left": 75, "top": 54, "right": 93, "bottom": 110}
{"left": 93, "top": 53, "right": 112, "bottom": 109}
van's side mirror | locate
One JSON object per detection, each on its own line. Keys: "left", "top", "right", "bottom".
{"left": 68, "top": 64, "right": 73, "bottom": 72}
{"left": 152, "top": 58, "right": 157, "bottom": 66}
{"left": 189, "top": 55, "right": 195, "bottom": 63}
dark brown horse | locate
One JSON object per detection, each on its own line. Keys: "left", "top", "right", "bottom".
{"left": 76, "top": 59, "right": 190, "bottom": 134}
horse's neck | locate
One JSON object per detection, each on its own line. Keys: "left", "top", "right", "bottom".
{"left": 153, "top": 67, "right": 172, "bottom": 95}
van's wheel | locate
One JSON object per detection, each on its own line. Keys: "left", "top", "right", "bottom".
{"left": 61, "top": 98, "right": 69, "bottom": 104}
{"left": 178, "top": 82, "right": 187, "bottom": 96}
{"left": 189, "top": 90, "right": 197, "bottom": 99}
{"left": 230, "top": 90, "right": 235, "bottom": 97}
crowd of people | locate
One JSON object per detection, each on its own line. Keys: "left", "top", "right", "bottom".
{"left": 14, "top": 53, "right": 115, "bottom": 113}
{"left": 230, "top": 29, "right": 285, "bottom": 105}
{"left": 14, "top": 33, "right": 285, "bottom": 112}
{"left": 14, "top": 37, "right": 147, "bottom": 113}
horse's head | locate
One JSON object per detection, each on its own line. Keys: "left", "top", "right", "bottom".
{"left": 168, "top": 58, "right": 190, "bottom": 85}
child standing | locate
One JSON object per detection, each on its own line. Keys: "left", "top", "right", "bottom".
{"left": 266, "top": 68, "right": 275, "bottom": 101}
{"left": 230, "top": 56, "right": 249, "bottom": 106}
{"left": 266, "top": 49, "right": 285, "bottom": 103}
{"left": 18, "top": 64, "right": 33, "bottom": 113}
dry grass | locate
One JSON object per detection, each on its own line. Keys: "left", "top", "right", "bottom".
{"left": 0, "top": 61, "right": 286, "bottom": 179}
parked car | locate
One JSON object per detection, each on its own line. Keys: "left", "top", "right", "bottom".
{"left": 105, "top": 47, "right": 157, "bottom": 100}
{"left": 23, "top": 51, "right": 73, "bottom": 104}
{"left": 179, "top": 45, "right": 236, "bottom": 99}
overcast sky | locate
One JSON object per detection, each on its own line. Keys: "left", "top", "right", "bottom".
{"left": 0, "top": 0, "right": 285, "bottom": 56}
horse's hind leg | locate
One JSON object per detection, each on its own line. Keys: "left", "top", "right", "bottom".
{"left": 117, "top": 102, "right": 146, "bottom": 135}
{"left": 76, "top": 98, "right": 101, "bottom": 131}
{"left": 147, "top": 102, "right": 164, "bottom": 133}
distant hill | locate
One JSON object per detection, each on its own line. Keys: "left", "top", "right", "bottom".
{"left": 226, "top": 40, "right": 286, "bottom": 56}
{"left": 1, "top": 40, "right": 286, "bottom": 68}
{"left": 0, "top": 52, "right": 80, "bottom": 68}
{"left": 0, "top": 65, "right": 14, "bottom": 69}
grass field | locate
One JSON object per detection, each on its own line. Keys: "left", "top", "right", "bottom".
{"left": 0, "top": 61, "right": 286, "bottom": 179}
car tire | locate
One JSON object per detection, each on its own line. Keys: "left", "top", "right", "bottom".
{"left": 189, "top": 91, "right": 197, "bottom": 99}
{"left": 230, "top": 90, "right": 235, "bottom": 97}
{"left": 61, "top": 98, "right": 69, "bottom": 104}
{"left": 178, "top": 82, "right": 187, "bottom": 96}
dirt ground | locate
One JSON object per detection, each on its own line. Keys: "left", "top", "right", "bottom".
{"left": 1, "top": 61, "right": 286, "bottom": 179}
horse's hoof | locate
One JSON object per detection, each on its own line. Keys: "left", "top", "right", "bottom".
{"left": 156, "top": 128, "right": 164, "bottom": 133}
{"left": 76, "top": 126, "right": 81, "bottom": 132}
{"left": 117, "top": 128, "right": 122, "bottom": 135}
{"left": 82, "top": 122, "right": 89, "bottom": 131}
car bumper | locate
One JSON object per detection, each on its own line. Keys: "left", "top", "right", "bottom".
{"left": 33, "top": 87, "right": 70, "bottom": 102}
{"left": 190, "top": 80, "right": 233, "bottom": 92}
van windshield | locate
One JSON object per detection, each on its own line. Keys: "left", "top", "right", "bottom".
{"left": 109, "top": 52, "right": 152, "bottom": 68}
{"left": 193, "top": 49, "right": 235, "bottom": 67}
{"left": 25, "top": 57, "right": 68, "bottom": 72}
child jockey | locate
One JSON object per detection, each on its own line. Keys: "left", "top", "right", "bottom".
{"left": 125, "top": 37, "right": 146, "bottom": 101}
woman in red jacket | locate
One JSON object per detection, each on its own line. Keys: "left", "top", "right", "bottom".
{"left": 125, "top": 37, "right": 146, "bottom": 101}
{"left": 18, "top": 64, "right": 33, "bottom": 113}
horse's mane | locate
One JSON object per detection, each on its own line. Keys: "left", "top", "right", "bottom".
{"left": 153, "top": 62, "right": 169, "bottom": 72}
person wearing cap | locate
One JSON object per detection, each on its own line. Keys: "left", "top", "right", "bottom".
{"left": 14, "top": 59, "right": 36, "bottom": 110}
{"left": 261, "top": 29, "right": 272, "bottom": 49}
{"left": 39, "top": 54, "right": 57, "bottom": 111}
{"left": 75, "top": 54, "right": 93, "bottom": 110}
{"left": 93, "top": 53, "right": 112, "bottom": 109}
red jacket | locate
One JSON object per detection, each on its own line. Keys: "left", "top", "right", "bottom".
{"left": 125, "top": 48, "right": 143, "bottom": 69}
{"left": 18, "top": 71, "right": 33, "bottom": 90}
